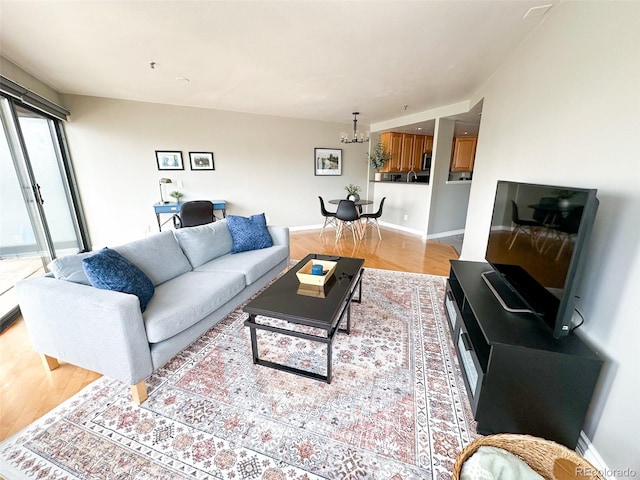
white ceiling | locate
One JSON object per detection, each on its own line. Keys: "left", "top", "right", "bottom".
{"left": 0, "top": 0, "right": 556, "bottom": 131}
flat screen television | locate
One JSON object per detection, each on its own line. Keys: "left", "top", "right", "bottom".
{"left": 484, "top": 180, "right": 599, "bottom": 338}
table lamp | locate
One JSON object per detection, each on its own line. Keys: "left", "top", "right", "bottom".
{"left": 159, "top": 178, "right": 173, "bottom": 204}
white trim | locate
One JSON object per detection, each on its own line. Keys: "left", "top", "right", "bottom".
{"left": 378, "top": 220, "right": 424, "bottom": 237}
{"left": 427, "top": 229, "right": 465, "bottom": 240}
{"left": 576, "top": 431, "right": 617, "bottom": 480}
{"left": 289, "top": 224, "right": 326, "bottom": 232}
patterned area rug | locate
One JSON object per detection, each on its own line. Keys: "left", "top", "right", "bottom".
{"left": 0, "top": 268, "right": 478, "bottom": 479}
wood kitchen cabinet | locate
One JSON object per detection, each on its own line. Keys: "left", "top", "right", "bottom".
{"left": 380, "top": 132, "right": 433, "bottom": 172}
{"left": 408, "top": 134, "right": 425, "bottom": 172}
{"left": 380, "top": 132, "right": 403, "bottom": 172}
{"left": 450, "top": 136, "right": 477, "bottom": 172}
{"left": 401, "top": 134, "right": 414, "bottom": 171}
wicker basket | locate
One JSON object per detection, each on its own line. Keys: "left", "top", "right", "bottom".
{"left": 452, "top": 434, "right": 605, "bottom": 480}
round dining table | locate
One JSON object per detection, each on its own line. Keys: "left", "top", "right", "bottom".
{"left": 328, "top": 198, "right": 373, "bottom": 206}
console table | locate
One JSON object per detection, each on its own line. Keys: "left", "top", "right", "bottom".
{"left": 153, "top": 200, "right": 226, "bottom": 231}
{"left": 444, "top": 260, "right": 602, "bottom": 448}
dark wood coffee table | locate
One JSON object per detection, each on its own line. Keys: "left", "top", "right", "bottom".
{"left": 243, "top": 253, "right": 364, "bottom": 383}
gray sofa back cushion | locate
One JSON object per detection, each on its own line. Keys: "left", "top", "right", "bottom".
{"left": 114, "top": 231, "right": 192, "bottom": 286}
{"left": 48, "top": 251, "right": 95, "bottom": 284}
{"left": 174, "top": 219, "right": 233, "bottom": 269}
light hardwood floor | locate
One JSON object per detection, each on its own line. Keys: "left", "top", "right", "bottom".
{"left": 0, "top": 226, "right": 459, "bottom": 441}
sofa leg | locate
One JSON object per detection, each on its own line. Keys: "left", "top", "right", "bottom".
{"left": 131, "top": 381, "right": 148, "bottom": 404}
{"left": 41, "top": 354, "right": 59, "bottom": 371}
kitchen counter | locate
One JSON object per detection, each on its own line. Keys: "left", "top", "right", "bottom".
{"left": 372, "top": 179, "right": 430, "bottom": 185}
{"left": 373, "top": 172, "right": 430, "bottom": 184}
{"left": 446, "top": 179, "right": 472, "bottom": 185}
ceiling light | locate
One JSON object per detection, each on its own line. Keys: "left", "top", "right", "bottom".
{"left": 340, "top": 112, "right": 369, "bottom": 144}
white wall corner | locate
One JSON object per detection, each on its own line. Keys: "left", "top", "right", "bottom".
{"left": 576, "top": 431, "right": 616, "bottom": 480}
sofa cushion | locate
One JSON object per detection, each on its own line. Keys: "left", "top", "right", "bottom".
{"left": 174, "top": 220, "right": 233, "bottom": 269}
{"left": 227, "top": 213, "right": 273, "bottom": 253}
{"left": 143, "top": 270, "right": 245, "bottom": 343}
{"left": 114, "top": 231, "right": 192, "bottom": 286}
{"left": 82, "top": 248, "right": 155, "bottom": 312}
{"left": 195, "top": 245, "right": 289, "bottom": 285}
{"left": 48, "top": 252, "right": 95, "bottom": 284}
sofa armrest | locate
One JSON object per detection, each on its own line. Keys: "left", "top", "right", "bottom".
{"left": 16, "top": 276, "right": 153, "bottom": 385}
{"left": 268, "top": 225, "right": 290, "bottom": 246}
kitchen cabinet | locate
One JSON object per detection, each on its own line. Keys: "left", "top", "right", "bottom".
{"left": 450, "top": 136, "right": 477, "bottom": 172}
{"left": 408, "top": 135, "right": 425, "bottom": 172}
{"left": 380, "top": 132, "right": 403, "bottom": 172}
{"left": 380, "top": 132, "right": 433, "bottom": 173}
{"left": 401, "top": 134, "right": 414, "bottom": 171}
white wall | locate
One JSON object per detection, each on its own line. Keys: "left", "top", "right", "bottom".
{"left": 462, "top": 2, "right": 639, "bottom": 471}
{"left": 62, "top": 95, "right": 369, "bottom": 247}
{"left": 428, "top": 118, "right": 471, "bottom": 235}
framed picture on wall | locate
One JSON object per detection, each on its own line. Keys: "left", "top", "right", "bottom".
{"left": 314, "top": 148, "right": 342, "bottom": 176}
{"left": 189, "top": 152, "right": 215, "bottom": 170}
{"left": 156, "top": 151, "right": 184, "bottom": 170}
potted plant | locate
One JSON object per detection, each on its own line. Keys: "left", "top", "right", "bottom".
{"left": 344, "top": 184, "right": 361, "bottom": 202}
{"left": 553, "top": 189, "right": 575, "bottom": 208}
{"left": 169, "top": 191, "right": 184, "bottom": 203}
{"left": 368, "top": 139, "right": 391, "bottom": 180}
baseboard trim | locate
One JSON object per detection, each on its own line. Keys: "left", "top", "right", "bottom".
{"left": 289, "top": 224, "right": 323, "bottom": 232}
{"left": 377, "top": 221, "right": 424, "bottom": 236}
{"left": 576, "top": 431, "right": 615, "bottom": 480}
{"left": 426, "top": 228, "right": 465, "bottom": 240}
{"left": 290, "top": 222, "right": 464, "bottom": 241}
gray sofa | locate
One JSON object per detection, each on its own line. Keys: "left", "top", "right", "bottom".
{"left": 16, "top": 219, "right": 290, "bottom": 403}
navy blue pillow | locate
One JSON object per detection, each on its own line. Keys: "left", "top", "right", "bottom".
{"left": 82, "top": 247, "right": 154, "bottom": 312}
{"left": 227, "top": 213, "right": 273, "bottom": 253}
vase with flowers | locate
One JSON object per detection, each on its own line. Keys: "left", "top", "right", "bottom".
{"left": 553, "top": 189, "right": 576, "bottom": 208}
{"left": 344, "top": 184, "right": 361, "bottom": 202}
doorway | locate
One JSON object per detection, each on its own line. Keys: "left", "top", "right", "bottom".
{"left": 0, "top": 96, "right": 88, "bottom": 328}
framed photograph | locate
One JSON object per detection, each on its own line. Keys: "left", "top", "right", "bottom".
{"left": 156, "top": 151, "right": 184, "bottom": 170}
{"left": 314, "top": 148, "right": 342, "bottom": 176}
{"left": 189, "top": 152, "right": 215, "bottom": 170}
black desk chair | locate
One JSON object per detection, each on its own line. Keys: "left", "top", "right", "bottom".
{"left": 335, "top": 200, "right": 361, "bottom": 243}
{"left": 361, "top": 197, "right": 386, "bottom": 240}
{"left": 173, "top": 200, "right": 215, "bottom": 228}
{"left": 509, "top": 200, "right": 542, "bottom": 249}
{"left": 318, "top": 196, "right": 337, "bottom": 238}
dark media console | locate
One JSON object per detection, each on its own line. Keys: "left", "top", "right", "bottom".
{"left": 445, "top": 260, "right": 602, "bottom": 448}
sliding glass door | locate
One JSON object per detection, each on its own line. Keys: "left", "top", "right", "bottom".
{"left": 0, "top": 96, "right": 87, "bottom": 325}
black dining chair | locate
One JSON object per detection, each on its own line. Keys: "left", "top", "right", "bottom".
{"left": 532, "top": 196, "right": 562, "bottom": 252}
{"left": 360, "top": 197, "right": 386, "bottom": 240}
{"left": 318, "top": 196, "right": 337, "bottom": 238}
{"left": 508, "top": 200, "right": 542, "bottom": 249}
{"left": 173, "top": 200, "right": 215, "bottom": 228}
{"left": 334, "top": 200, "right": 361, "bottom": 243}
{"left": 550, "top": 205, "right": 584, "bottom": 260}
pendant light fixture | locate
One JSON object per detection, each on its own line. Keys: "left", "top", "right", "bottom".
{"left": 340, "top": 112, "right": 369, "bottom": 144}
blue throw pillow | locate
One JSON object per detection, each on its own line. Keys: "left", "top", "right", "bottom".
{"left": 82, "top": 247, "right": 155, "bottom": 312}
{"left": 227, "top": 213, "right": 273, "bottom": 253}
